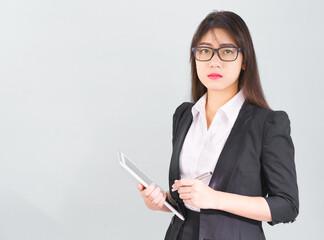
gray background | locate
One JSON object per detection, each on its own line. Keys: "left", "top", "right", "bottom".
{"left": 0, "top": 0, "right": 323, "bottom": 239}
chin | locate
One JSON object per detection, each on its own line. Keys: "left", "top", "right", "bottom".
{"left": 202, "top": 80, "right": 238, "bottom": 93}
{"left": 203, "top": 83, "right": 228, "bottom": 92}
{"left": 207, "top": 88, "right": 228, "bottom": 92}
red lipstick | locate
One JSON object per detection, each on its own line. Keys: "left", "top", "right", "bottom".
{"left": 208, "top": 73, "right": 223, "bottom": 80}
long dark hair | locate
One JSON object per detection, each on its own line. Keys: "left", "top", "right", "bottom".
{"left": 190, "top": 10, "right": 270, "bottom": 110}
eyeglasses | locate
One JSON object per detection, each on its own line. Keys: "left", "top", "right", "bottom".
{"left": 192, "top": 46, "right": 242, "bottom": 62}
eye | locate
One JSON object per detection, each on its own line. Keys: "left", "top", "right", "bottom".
{"left": 200, "top": 48, "right": 210, "bottom": 54}
{"left": 223, "top": 49, "right": 233, "bottom": 54}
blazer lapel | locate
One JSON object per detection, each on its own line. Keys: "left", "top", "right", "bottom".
{"left": 208, "top": 101, "right": 255, "bottom": 191}
{"left": 169, "top": 101, "right": 255, "bottom": 202}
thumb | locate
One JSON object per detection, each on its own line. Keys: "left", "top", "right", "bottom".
{"left": 137, "top": 183, "right": 145, "bottom": 191}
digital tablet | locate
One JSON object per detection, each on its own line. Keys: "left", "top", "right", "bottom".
{"left": 118, "top": 151, "right": 185, "bottom": 221}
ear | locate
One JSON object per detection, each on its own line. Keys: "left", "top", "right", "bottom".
{"left": 241, "top": 63, "right": 246, "bottom": 71}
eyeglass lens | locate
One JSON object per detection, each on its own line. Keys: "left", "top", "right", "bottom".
{"left": 195, "top": 47, "right": 238, "bottom": 61}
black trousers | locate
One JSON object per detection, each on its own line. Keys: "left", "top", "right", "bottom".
{"left": 177, "top": 208, "right": 200, "bottom": 240}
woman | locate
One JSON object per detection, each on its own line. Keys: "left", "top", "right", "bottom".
{"left": 137, "top": 10, "right": 299, "bottom": 240}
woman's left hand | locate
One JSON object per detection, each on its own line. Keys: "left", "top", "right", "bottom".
{"left": 172, "top": 179, "right": 220, "bottom": 209}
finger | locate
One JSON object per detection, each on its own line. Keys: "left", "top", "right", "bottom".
{"left": 172, "top": 179, "right": 194, "bottom": 190}
{"left": 137, "top": 183, "right": 145, "bottom": 191}
{"left": 154, "top": 190, "right": 166, "bottom": 204}
{"left": 149, "top": 187, "right": 162, "bottom": 200}
{"left": 178, "top": 186, "right": 191, "bottom": 194}
{"left": 143, "top": 183, "right": 156, "bottom": 198}
{"left": 178, "top": 179, "right": 196, "bottom": 186}
{"left": 172, "top": 179, "right": 194, "bottom": 189}
{"left": 152, "top": 191, "right": 164, "bottom": 205}
{"left": 179, "top": 192, "right": 191, "bottom": 200}
{"left": 157, "top": 193, "right": 166, "bottom": 208}
{"left": 171, "top": 180, "right": 179, "bottom": 190}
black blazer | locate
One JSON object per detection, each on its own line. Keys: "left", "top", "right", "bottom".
{"left": 164, "top": 101, "right": 299, "bottom": 240}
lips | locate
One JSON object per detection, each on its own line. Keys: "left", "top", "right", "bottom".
{"left": 208, "top": 73, "right": 223, "bottom": 80}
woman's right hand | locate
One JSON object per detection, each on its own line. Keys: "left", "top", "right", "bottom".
{"left": 137, "top": 183, "right": 167, "bottom": 211}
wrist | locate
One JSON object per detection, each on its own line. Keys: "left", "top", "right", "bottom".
{"left": 212, "top": 190, "right": 223, "bottom": 210}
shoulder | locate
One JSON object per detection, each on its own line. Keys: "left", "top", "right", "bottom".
{"left": 171, "top": 102, "right": 194, "bottom": 141}
{"left": 173, "top": 102, "right": 194, "bottom": 117}
{"left": 246, "top": 103, "right": 292, "bottom": 144}
{"left": 247, "top": 102, "right": 291, "bottom": 124}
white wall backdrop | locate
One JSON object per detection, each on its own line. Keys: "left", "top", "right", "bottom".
{"left": 0, "top": 0, "right": 323, "bottom": 239}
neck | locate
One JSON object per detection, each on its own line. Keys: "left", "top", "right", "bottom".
{"left": 205, "top": 85, "right": 239, "bottom": 116}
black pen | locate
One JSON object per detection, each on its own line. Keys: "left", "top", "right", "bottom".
{"left": 171, "top": 171, "right": 213, "bottom": 192}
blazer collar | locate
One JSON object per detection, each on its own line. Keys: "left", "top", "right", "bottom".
{"left": 169, "top": 101, "right": 255, "bottom": 201}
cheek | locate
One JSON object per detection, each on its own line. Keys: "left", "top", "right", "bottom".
{"left": 229, "top": 59, "right": 244, "bottom": 80}
{"left": 232, "top": 65, "right": 243, "bottom": 78}
{"left": 196, "top": 63, "right": 206, "bottom": 79}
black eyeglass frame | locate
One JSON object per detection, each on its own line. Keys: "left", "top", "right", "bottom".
{"left": 191, "top": 46, "right": 242, "bottom": 62}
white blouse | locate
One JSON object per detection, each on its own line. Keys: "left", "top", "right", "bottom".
{"left": 179, "top": 89, "right": 246, "bottom": 212}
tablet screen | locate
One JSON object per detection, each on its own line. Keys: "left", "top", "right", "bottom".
{"left": 118, "top": 151, "right": 155, "bottom": 188}
{"left": 118, "top": 151, "right": 185, "bottom": 220}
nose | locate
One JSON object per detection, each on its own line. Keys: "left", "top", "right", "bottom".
{"left": 209, "top": 52, "right": 222, "bottom": 67}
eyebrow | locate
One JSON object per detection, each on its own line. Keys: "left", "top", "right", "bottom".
{"left": 198, "top": 42, "right": 236, "bottom": 47}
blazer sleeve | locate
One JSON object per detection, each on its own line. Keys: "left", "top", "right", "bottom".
{"left": 261, "top": 111, "right": 299, "bottom": 226}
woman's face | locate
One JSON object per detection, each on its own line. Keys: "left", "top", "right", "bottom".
{"left": 195, "top": 28, "right": 245, "bottom": 93}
